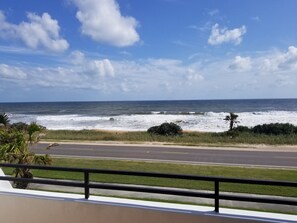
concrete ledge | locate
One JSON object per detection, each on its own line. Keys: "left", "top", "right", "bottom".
{"left": 0, "top": 188, "right": 296, "bottom": 223}
{"left": 0, "top": 168, "right": 13, "bottom": 189}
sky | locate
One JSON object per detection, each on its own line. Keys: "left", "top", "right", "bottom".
{"left": 1, "top": 0, "right": 297, "bottom": 102}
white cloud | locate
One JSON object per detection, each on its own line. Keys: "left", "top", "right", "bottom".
{"left": 188, "top": 21, "right": 212, "bottom": 32}
{"left": 0, "top": 64, "right": 27, "bottom": 79}
{"left": 251, "top": 16, "right": 260, "bottom": 21}
{"left": 69, "top": 50, "right": 115, "bottom": 77}
{"left": 70, "top": 50, "right": 86, "bottom": 65}
{"left": 259, "top": 46, "right": 297, "bottom": 72}
{"left": 260, "top": 58, "right": 276, "bottom": 72}
{"left": 229, "top": 56, "right": 251, "bottom": 71}
{"left": 277, "top": 46, "right": 297, "bottom": 69}
{"left": 120, "top": 80, "right": 138, "bottom": 92}
{"left": 186, "top": 68, "right": 204, "bottom": 81}
{"left": 88, "top": 59, "right": 115, "bottom": 77}
{"left": 0, "top": 11, "right": 68, "bottom": 52}
{"left": 72, "top": 0, "right": 139, "bottom": 47}
{"left": 112, "top": 58, "right": 204, "bottom": 94}
{"left": 208, "top": 23, "right": 246, "bottom": 45}
{"left": 208, "top": 9, "right": 219, "bottom": 16}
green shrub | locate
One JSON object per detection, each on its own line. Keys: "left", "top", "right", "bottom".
{"left": 148, "top": 122, "right": 182, "bottom": 136}
{"left": 221, "top": 126, "right": 251, "bottom": 138}
{"left": 0, "top": 113, "right": 10, "bottom": 127}
{"left": 10, "top": 122, "right": 30, "bottom": 132}
{"left": 252, "top": 123, "right": 297, "bottom": 135}
{"left": 232, "top": 126, "right": 251, "bottom": 133}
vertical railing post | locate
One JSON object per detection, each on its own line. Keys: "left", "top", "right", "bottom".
{"left": 214, "top": 179, "right": 219, "bottom": 212}
{"left": 84, "top": 171, "right": 89, "bottom": 199}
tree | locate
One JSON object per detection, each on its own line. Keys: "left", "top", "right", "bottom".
{"left": 0, "top": 115, "right": 54, "bottom": 189}
{"left": 0, "top": 129, "right": 52, "bottom": 188}
{"left": 224, "top": 113, "right": 239, "bottom": 131}
{"left": 27, "top": 122, "right": 46, "bottom": 144}
{"left": 0, "top": 113, "right": 10, "bottom": 127}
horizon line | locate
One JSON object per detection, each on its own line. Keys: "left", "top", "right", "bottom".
{"left": 1, "top": 97, "right": 297, "bottom": 104}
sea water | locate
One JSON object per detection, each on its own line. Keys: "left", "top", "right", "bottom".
{"left": 1, "top": 99, "right": 297, "bottom": 132}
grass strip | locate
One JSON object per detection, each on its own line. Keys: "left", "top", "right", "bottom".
{"left": 43, "top": 129, "right": 297, "bottom": 145}
{"left": 4, "top": 158, "right": 297, "bottom": 197}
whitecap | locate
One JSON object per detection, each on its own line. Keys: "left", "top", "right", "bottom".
{"left": 7, "top": 111, "right": 297, "bottom": 132}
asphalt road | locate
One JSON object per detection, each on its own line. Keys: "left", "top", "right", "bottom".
{"left": 31, "top": 142, "right": 297, "bottom": 168}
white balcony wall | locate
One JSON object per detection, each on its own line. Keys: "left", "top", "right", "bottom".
{"left": 0, "top": 189, "right": 296, "bottom": 223}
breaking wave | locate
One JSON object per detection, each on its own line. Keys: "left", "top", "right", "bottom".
{"left": 9, "top": 111, "right": 297, "bottom": 132}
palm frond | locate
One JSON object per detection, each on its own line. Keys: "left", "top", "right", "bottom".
{"left": 0, "top": 113, "right": 10, "bottom": 127}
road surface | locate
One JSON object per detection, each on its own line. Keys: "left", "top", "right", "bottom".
{"left": 30, "top": 142, "right": 297, "bottom": 168}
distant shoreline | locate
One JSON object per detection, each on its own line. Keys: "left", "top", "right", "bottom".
{"left": 3, "top": 99, "right": 297, "bottom": 132}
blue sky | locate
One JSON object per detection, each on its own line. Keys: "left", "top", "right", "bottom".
{"left": 1, "top": 0, "right": 297, "bottom": 102}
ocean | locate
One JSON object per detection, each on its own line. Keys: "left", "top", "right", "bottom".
{"left": 1, "top": 99, "right": 297, "bottom": 132}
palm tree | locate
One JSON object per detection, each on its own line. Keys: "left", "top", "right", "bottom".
{"left": 0, "top": 113, "right": 10, "bottom": 127}
{"left": 27, "top": 122, "right": 46, "bottom": 144}
{"left": 0, "top": 123, "right": 55, "bottom": 189}
{"left": 224, "top": 112, "right": 239, "bottom": 131}
{"left": 0, "top": 130, "right": 52, "bottom": 188}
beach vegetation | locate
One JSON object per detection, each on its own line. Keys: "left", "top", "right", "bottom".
{"left": 43, "top": 128, "right": 297, "bottom": 145}
{"left": 27, "top": 122, "right": 46, "bottom": 143}
{"left": 232, "top": 125, "right": 251, "bottom": 133}
{"left": 224, "top": 123, "right": 297, "bottom": 138}
{"left": 252, "top": 123, "right": 297, "bottom": 135}
{"left": 0, "top": 116, "right": 53, "bottom": 189}
{"left": 147, "top": 122, "right": 182, "bottom": 136}
{"left": 11, "top": 122, "right": 46, "bottom": 135}
{"left": 10, "top": 122, "right": 29, "bottom": 131}
{"left": 0, "top": 113, "right": 10, "bottom": 127}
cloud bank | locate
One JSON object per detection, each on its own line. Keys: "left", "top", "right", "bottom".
{"left": 1, "top": 46, "right": 297, "bottom": 100}
{"left": 0, "top": 11, "right": 69, "bottom": 52}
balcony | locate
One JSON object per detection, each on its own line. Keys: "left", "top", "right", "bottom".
{"left": 0, "top": 163, "right": 296, "bottom": 223}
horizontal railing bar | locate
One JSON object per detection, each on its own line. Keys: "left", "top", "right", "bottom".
{"left": 0, "top": 163, "right": 89, "bottom": 173}
{"left": 0, "top": 176, "right": 85, "bottom": 188}
{"left": 89, "top": 183, "right": 215, "bottom": 198}
{"left": 218, "top": 178, "right": 297, "bottom": 187}
{"left": 220, "top": 194, "right": 297, "bottom": 206}
{"left": 1, "top": 163, "right": 296, "bottom": 187}
{"left": 0, "top": 163, "right": 223, "bottom": 180}
{"left": 1, "top": 175, "right": 296, "bottom": 206}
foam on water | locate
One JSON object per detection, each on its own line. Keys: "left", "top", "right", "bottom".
{"left": 9, "top": 111, "right": 297, "bottom": 132}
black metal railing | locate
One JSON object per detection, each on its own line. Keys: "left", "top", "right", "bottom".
{"left": 0, "top": 163, "right": 296, "bottom": 213}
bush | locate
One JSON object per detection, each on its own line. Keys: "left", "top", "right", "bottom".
{"left": 148, "top": 122, "right": 182, "bottom": 136}
{"left": 252, "top": 123, "right": 297, "bottom": 135}
{"left": 224, "top": 126, "right": 251, "bottom": 138}
{"left": 232, "top": 126, "right": 251, "bottom": 133}
{"left": 10, "top": 122, "right": 30, "bottom": 132}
